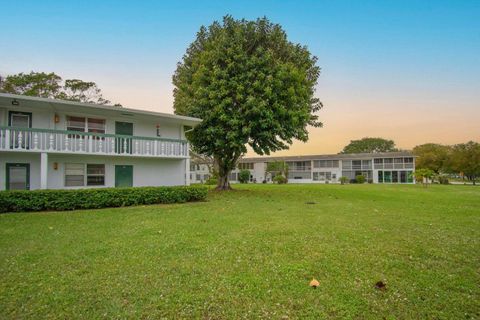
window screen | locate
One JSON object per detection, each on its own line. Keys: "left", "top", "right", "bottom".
{"left": 65, "top": 163, "right": 85, "bottom": 186}
{"left": 87, "top": 164, "right": 105, "bottom": 186}
{"left": 87, "top": 118, "right": 106, "bottom": 134}
{"left": 66, "top": 116, "right": 86, "bottom": 132}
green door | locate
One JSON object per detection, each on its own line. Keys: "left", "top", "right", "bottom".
{"left": 6, "top": 163, "right": 30, "bottom": 190}
{"left": 115, "top": 122, "right": 133, "bottom": 154}
{"left": 115, "top": 165, "right": 133, "bottom": 187}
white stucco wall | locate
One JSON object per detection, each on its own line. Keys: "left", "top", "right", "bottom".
{"left": 0, "top": 152, "right": 41, "bottom": 190}
{"left": 252, "top": 162, "right": 266, "bottom": 182}
{"left": 48, "top": 154, "right": 186, "bottom": 189}
{"left": 0, "top": 151, "right": 187, "bottom": 190}
{"left": 0, "top": 105, "right": 184, "bottom": 140}
{"left": 0, "top": 105, "right": 53, "bottom": 128}
{"left": 0, "top": 108, "right": 5, "bottom": 125}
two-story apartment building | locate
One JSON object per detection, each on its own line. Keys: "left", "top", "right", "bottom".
{"left": 204, "top": 151, "right": 415, "bottom": 184}
{"left": 189, "top": 163, "right": 211, "bottom": 184}
{"left": 0, "top": 93, "right": 201, "bottom": 190}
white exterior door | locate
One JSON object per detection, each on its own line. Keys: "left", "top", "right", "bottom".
{"left": 9, "top": 111, "right": 32, "bottom": 149}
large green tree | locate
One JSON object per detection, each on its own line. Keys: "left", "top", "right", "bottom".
{"left": 173, "top": 16, "right": 322, "bottom": 190}
{"left": 57, "top": 79, "right": 110, "bottom": 104}
{"left": 341, "top": 137, "right": 397, "bottom": 154}
{"left": 0, "top": 71, "right": 114, "bottom": 105}
{"left": 413, "top": 143, "right": 450, "bottom": 173}
{"left": 447, "top": 141, "right": 480, "bottom": 185}
{"left": 0, "top": 72, "right": 62, "bottom": 98}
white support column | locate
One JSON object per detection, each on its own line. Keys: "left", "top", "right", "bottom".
{"left": 5, "top": 129, "right": 10, "bottom": 149}
{"left": 185, "top": 158, "right": 191, "bottom": 186}
{"left": 40, "top": 152, "right": 48, "bottom": 189}
{"left": 311, "top": 160, "right": 314, "bottom": 180}
{"left": 185, "top": 143, "right": 190, "bottom": 186}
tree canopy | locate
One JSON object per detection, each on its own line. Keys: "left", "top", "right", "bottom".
{"left": 266, "top": 161, "right": 289, "bottom": 178}
{"left": 341, "top": 137, "right": 397, "bottom": 154}
{"left": 173, "top": 16, "right": 322, "bottom": 190}
{"left": 413, "top": 168, "right": 435, "bottom": 187}
{"left": 447, "top": 141, "right": 480, "bottom": 185}
{"left": 0, "top": 71, "right": 116, "bottom": 105}
{"left": 0, "top": 72, "right": 62, "bottom": 98}
{"left": 413, "top": 143, "right": 450, "bottom": 173}
{"left": 411, "top": 141, "right": 480, "bottom": 184}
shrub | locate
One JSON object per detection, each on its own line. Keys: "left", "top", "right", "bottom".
{"left": 356, "top": 175, "right": 366, "bottom": 184}
{"left": 0, "top": 185, "right": 208, "bottom": 213}
{"left": 273, "top": 175, "right": 288, "bottom": 184}
{"left": 368, "top": 179, "right": 373, "bottom": 184}
{"left": 340, "top": 176, "right": 348, "bottom": 185}
{"left": 438, "top": 176, "right": 449, "bottom": 185}
{"left": 349, "top": 179, "right": 357, "bottom": 184}
{"left": 238, "top": 170, "right": 251, "bottom": 184}
{"left": 204, "top": 177, "right": 218, "bottom": 185}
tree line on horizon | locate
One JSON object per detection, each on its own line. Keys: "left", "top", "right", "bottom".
{"left": 341, "top": 137, "right": 479, "bottom": 185}
{"left": 0, "top": 71, "right": 120, "bottom": 106}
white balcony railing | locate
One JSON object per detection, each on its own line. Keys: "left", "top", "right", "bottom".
{"left": 0, "top": 126, "right": 188, "bottom": 158}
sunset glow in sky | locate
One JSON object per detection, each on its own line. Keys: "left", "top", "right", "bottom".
{"left": 1, "top": 0, "right": 479, "bottom": 155}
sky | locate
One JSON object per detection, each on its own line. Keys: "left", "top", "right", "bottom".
{"left": 1, "top": 0, "right": 479, "bottom": 155}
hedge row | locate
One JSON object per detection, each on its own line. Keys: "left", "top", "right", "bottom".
{"left": 0, "top": 185, "right": 208, "bottom": 213}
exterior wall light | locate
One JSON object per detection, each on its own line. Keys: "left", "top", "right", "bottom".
{"left": 53, "top": 162, "right": 58, "bottom": 170}
{"left": 11, "top": 99, "right": 19, "bottom": 106}
{"left": 54, "top": 114, "right": 60, "bottom": 123}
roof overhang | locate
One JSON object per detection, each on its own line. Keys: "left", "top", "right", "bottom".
{"left": 0, "top": 93, "right": 202, "bottom": 126}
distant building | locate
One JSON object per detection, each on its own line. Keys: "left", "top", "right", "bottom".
{"left": 192, "top": 152, "right": 415, "bottom": 184}
{"left": 189, "top": 163, "right": 212, "bottom": 184}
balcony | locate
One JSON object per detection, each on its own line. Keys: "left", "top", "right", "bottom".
{"left": 0, "top": 126, "right": 188, "bottom": 158}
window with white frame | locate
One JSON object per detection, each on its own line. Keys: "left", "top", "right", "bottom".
{"left": 65, "top": 163, "right": 105, "bottom": 187}
{"left": 313, "top": 160, "right": 339, "bottom": 168}
{"left": 404, "top": 157, "right": 414, "bottom": 168}
{"left": 66, "top": 117, "right": 86, "bottom": 133}
{"left": 383, "top": 158, "right": 393, "bottom": 169}
{"left": 374, "top": 158, "right": 383, "bottom": 169}
{"left": 238, "top": 163, "right": 254, "bottom": 170}
{"left": 287, "top": 161, "right": 311, "bottom": 171}
{"left": 65, "top": 163, "right": 85, "bottom": 186}
{"left": 352, "top": 160, "right": 362, "bottom": 169}
{"left": 66, "top": 116, "right": 106, "bottom": 134}
{"left": 313, "top": 171, "right": 334, "bottom": 181}
{"left": 86, "top": 164, "right": 105, "bottom": 186}
{"left": 87, "top": 118, "right": 106, "bottom": 134}
{"left": 362, "top": 160, "right": 372, "bottom": 169}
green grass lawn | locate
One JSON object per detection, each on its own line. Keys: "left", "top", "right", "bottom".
{"left": 1, "top": 184, "right": 479, "bottom": 319}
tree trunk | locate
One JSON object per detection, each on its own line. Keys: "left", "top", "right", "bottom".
{"left": 213, "top": 154, "right": 239, "bottom": 191}
{"left": 216, "top": 172, "right": 232, "bottom": 190}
